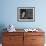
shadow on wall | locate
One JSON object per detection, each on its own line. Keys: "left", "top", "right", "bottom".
{"left": 0, "top": 24, "right": 7, "bottom": 43}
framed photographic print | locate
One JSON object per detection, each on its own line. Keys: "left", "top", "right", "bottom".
{"left": 17, "top": 7, "right": 35, "bottom": 22}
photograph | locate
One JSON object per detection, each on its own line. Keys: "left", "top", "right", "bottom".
{"left": 0, "top": 0, "right": 45, "bottom": 46}
{"left": 17, "top": 7, "right": 35, "bottom": 22}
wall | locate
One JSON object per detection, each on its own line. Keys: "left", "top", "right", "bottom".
{"left": 0, "top": 0, "right": 46, "bottom": 30}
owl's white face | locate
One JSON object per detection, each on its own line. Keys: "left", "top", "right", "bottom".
{"left": 22, "top": 12, "right": 25, "bottom": 18}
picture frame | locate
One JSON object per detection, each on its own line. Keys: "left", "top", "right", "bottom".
{"left": 17, "top": 7, "right": 35, "bottom": 22}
